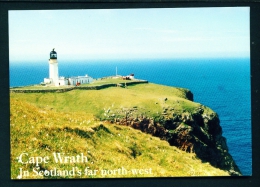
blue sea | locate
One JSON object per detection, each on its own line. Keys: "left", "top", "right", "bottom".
{"left": 10, "top": 58, "right": 252, "bottom": 175}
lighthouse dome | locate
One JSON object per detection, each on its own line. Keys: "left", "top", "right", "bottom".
{"left": 50, "top": 48, "right": 57, "bottom": 59}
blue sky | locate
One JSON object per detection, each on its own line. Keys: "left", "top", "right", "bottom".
{"left": 9, "top": 7, "right": 250, "bottom": 62}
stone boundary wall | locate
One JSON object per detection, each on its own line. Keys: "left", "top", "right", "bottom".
{"left": 10, "top": 80, "right": 148, "bottom": 93}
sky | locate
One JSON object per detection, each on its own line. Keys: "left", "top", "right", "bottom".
{"left": 9, "top": 7, "right": 250, "bottom": 62}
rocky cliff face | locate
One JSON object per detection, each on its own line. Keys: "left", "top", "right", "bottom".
{"left": 106, "top": 98, "right": 241, "bottom": 176}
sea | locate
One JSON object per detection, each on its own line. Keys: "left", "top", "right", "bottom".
{"left": 10, "top": 58, "right": 252, "bottom": 176}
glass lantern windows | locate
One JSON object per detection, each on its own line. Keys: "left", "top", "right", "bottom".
{"left": 50, "top": 53, "right": 57, "bottom": 58}
{"left": 50, "top": 49, "right": 57, "bottom": 59}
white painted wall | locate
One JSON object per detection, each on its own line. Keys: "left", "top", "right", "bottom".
{"left": 43, "top": 59, "right": 93, "bottom": 86}
{"left": 67, "top": 76, "right": 93, "bottom": 86}
{"left": 49, "top": 59, "right": 59, "bottom": 86}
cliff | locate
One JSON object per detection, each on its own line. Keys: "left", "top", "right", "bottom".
{"left": 10, "top": 97, "right": 230, "bottom": 178}
{"left": 10, "top": 82, "right": 241, "bottom": 176}
{"left": 96, "top": 84, "right": 241, "bottom": 176}
{"left": 110, "top": 105, "right": 241, "bottom": 176}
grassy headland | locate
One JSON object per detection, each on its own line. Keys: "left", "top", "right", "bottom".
{"left": 10, "top": 82, "right": 205, "bottom": 119}
{"left": 10, "top": 80, "right": 230, "bottom": 179}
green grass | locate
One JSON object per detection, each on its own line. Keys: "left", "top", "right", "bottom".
{"left": 10, "top": 83, "right": 226, "bottom": 179}
{"left": 10, "top": 83, "right": 211, "bottom": 118}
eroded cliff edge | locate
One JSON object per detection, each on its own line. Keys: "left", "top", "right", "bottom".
{"left": 103, "top": 87, "right": 241, "bottom": 176}
{"left": 11, "top": 82, "right": 241, "bottom": 176}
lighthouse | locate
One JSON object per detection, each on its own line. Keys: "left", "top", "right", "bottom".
{"left": 49, "top": 48, "right": 59, "bottom": 86}
{"left": 43, "top": 48, "right": 93, "bottom": 86}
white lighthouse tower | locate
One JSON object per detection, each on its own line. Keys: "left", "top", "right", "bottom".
{"left": 43, "top": 48, "right": 94, "bottom": 86}
{"left": 49, "top": 48, "right": 59, "bottom": 86}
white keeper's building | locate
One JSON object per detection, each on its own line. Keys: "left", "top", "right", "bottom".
{"left": 43, "top": 49, "right": 93, "bottom": 86}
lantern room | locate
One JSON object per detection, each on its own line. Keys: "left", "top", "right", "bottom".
{"left": 50, "top": 48, "right": 57, "bottom": 59}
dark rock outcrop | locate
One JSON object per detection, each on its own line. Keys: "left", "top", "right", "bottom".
{"left": 106, "top": 105, "right": 241, "bottom": 176}
{"left": 184, "top": 90, "right": 194, "bottom": 101}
